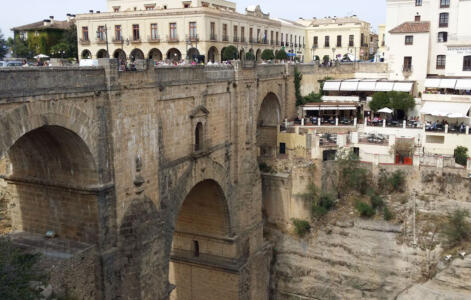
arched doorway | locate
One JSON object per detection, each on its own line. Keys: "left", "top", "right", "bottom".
{"left": 167, "top": 48, "right": 182, "bottom": 61}
{"left": 257, "top": 92, "right": 281, "bottom": 158}
{"left": 256, "top": 49, "right": 262, "bottom": 62}
{"left": 1, "top": 125, "right": 99, "bottom": 244}
{"left": 97, "top": 49, "right": 109, "bottom": 58}
{"left": 207, "top": 46, "right": 219, "bottom": 63}
{"left": 148, "top": 48, "right": 163, "bottom": 61}
{"left": 113, "top": 49, "right": 126, "bottom": 62}
{"left": 130, "top": 48, "right": 145, "bottom": 61}
{"left": 81, "top": 49, "right": 92, "bottom": 59}
{"left": 187, "top": 48, "right": 200, "bottom": 61}
{"left": 169, "top": 179, "right": 238, "bottom": 300}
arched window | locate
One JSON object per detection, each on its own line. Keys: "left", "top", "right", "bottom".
{"left": 195, "top": 122, "right": 203, "bottom": 151}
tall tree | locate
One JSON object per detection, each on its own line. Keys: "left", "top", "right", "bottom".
{"left": 0, "top": 30, "right": 7, "bottom": 59}
{"left": 7, "top": 37, "right": 33, "bottom": 59}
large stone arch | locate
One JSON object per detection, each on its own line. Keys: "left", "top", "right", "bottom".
{"left": 97, "top": 49, "right": 109, "bottom": 58}
{"left": 0, "top": 102, "right": 98, "bottom": 162}
{"left": 0, "top": 103, "right": 102, "bottom": 245}
{"left": 168, "top": 157, "right": 238, "bottom": 300}
{"left": 149, "top": 48, "right": 163, "bottom": 61}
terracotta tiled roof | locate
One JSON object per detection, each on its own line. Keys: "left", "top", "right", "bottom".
{"left": 12, "top": 20, "right": 72, "bottom": 31}
{"left": 389, "top": 21, "right": 430, "bottom": 34}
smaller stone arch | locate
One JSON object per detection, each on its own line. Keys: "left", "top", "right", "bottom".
{"left": 81, "top": 49, "right": 92, "bottom": 59}
{"left": 96, "top": 49, "right": 109, "bottom": 58}
{"left": 187, "top": 48, "right": 200, "bottom": 61}
{"left": 207, "top": 46, "right": 219, "bottom": 63}
{"left": 130, "top": 48, "right": 145, "bottom": 61}
{"left": 113, "top": 49, "right": 126, "bottom": 62}
{"left": 167, "top": 48, "right": 182, "bottom": 61}
{"left": 148, "top": 48, "right": 163, "bottom": 61}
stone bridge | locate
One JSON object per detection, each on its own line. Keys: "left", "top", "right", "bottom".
{"left": 0, "top": 60, "right": 386, "bottom": 299}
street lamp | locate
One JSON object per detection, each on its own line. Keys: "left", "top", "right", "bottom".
{"left": 97, "top": 25, "right": 110, "bottom": 57}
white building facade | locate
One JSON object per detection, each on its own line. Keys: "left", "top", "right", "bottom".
{"left": 75, "top": 1, "right": 307, "bottom": 63}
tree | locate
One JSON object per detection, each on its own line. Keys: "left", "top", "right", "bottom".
{"left": 261, "top": 49, "right": 274, "bottom": 61}
{"left": 60, "top": 24, "right": 78, "bottom": 60}
{"left": 275, "top": 49, "right": 288, "bottom": 60}
{"left": 7, "top": 37, "right": 33, "bottom": 59}
{"left": 322, "top": 55, "right": 330, "bottom": 64}
{"left": 245, "top": 52, "right": 255, "bottom": 60}
{"left": 369, "top": 91, "right": 415, "bottom": 119}
{"left": 0, "top": 30, "right": 7, "bottom": 59}
{"left": 454, "top": 146, "right": 469, "bottom": 167}
{"left": 222, "top": 45, "right": 238, "bottom": 61}
{"left": 369, "top": 92, "right": 390, "bottom": 112}
{"left": 441, "top": 209, "right": 471, "bottom": 249}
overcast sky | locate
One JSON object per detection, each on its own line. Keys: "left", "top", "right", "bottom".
{"left": 0, "top": 0, "right": 386, "bottom": 38}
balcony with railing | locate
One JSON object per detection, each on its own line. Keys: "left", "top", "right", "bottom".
{"left": 233, "top": 36, "right": 239, "bottom": 43}
{"left": 402, "top": 64, "right": 413, "bottom": 73}
{"left": 112, "top": 37, "right": 123, "bottom": 44}
{"left": 167, "top": 34, "right": 179, "bottom": 43}
{"left": 148, "top": 35, "right": 161, "bottom": 43}
{"left": 222, "top": 35, "right": 229, "bottom": 42}
{"left": 96, "top": 38, "right": 106, "bottom": 44}
{"left": 131, "top": 37, "right": 141, "bottom": 44}
{"left": 187, "top": 34, "right": 199, "bottom": 42}
{"left": 240, "top": 36, "right": 246, "bottom": 43}
{"left": 79, "top": 38, "right": 90, "bottom": 45}
{"left": 262, "top": 38, "right": 268, "bottom": 45}
{"left": 210, "top": 33, "right": 217, "bottom": 41}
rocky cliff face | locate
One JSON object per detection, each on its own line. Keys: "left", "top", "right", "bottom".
{"left": 269, "top": 218, "right": 471, "bottom": 300}
{"left": 267, "top": 165, "right": 471, "bottom": 300}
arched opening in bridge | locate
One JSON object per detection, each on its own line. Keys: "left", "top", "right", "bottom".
{"left": 81, "top": 49, "right": 92, "bottom": 59}
{"left": 257, "top": 92, "right": 281, "bottom": 159}
{"left": 169, "top": 179, "right": 239, "bottom": 300}
{"left": 167, "top": 48, "right": 182, "bottom": 61}
{"left": 187, "top": 48, "right": 199, "bottom": 61}
{"left": 130, "top": 48, "right": 145, "bottom": 61}
{"left": 0, "top": 125, "right": 100, "bottom": 244}
{"left": 148, "top": 48, "right": 163, "bottom": 61}
{"left": 195, "top": 122, "right": 203, "bottom": 152}
{"left": 97, "top": 49, "right": 109, "bottom": 58}
{"left": 113, "top": 49, "right": 126, "bottom": 62}
{"left": 207, "top": 46, "right": 219, "bottom": 63}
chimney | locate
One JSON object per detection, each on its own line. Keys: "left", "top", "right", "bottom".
{"left": 49, "top": 16, "right": 55, "bottom": 24}
{"left": 89, "top": 10, "right": 94, "bottom": 13}
{"left": 66, "top": 13, "right": 71, "bottom": 22}
{"left": 43, "top": 19, "right": 51, "bottom": 26}
{"left": 96, "top": 11, "right": 101, "bottom": 13}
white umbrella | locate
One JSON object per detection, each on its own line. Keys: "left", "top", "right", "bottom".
{"left": 378, "top": 107, "right": 393, "bottom": 114}
{"left": 34, "top": 54, "right": 49, "bottom": 59}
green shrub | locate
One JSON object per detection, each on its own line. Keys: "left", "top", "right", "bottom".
{"left": 312, "top": 192, "right": 336, "bottom": 219}
{"left": 222, "top": 45, "right": 238, "bottom": 61}
{"left": 0, "top": 238, "right": 46, "bottom": 300}
{"left": 454, "top": 146, "right": 469, "bottom": 167}
{"left": 370, "top": 194, "right": 384, "bottom": 209}
{"left": 378, "top": 169, "right": 406, "bottom": 193}
{"left": 261, "top": 49, "right": 275, "bottom": 61}
{"left": 245, "top": 52, "right": 255, "bottom": 60}
{"left": 355, "top": 201, "right": 375, "bottom": 218}
{"left": 292, "top": 219, "right": 311, "bottom": 237}
{"left": 441, "top": 209, "right": 471, "bottom": 249}
{"left": 303, "top": 92, "right": 322, "bottom": 103}
{"left": 275, "top": 49, "right": 288, "bottom": 60}
{"left": 383, "top": 207, "right": 394, "bottom": 221}
{"left": 294, "top": 67, "right": 304, "bottom": 106}
{"left": 322, "top": 55, "right": 330, "bottom": 63}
